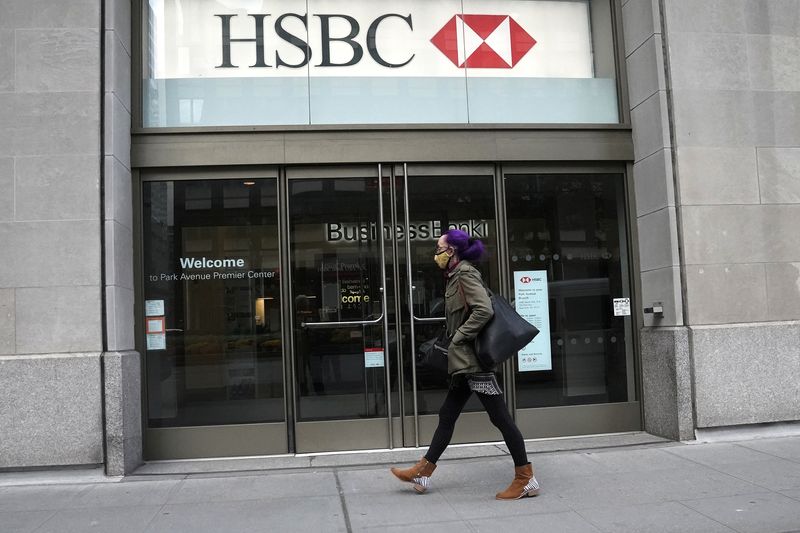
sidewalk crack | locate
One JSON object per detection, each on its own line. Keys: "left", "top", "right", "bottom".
{"left": 334, "top": 470, "right": 353, "bottom": 533}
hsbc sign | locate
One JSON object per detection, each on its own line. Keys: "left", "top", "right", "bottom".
{"left": 151, "top": 0, "right": 594, "bottom": 80}
{"left": 431, "top": 15, "right": 536, "bottom": 69}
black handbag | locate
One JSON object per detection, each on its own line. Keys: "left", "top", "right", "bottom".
{"left": 475, "top": 289, "right": 539, "bottom": 370}
{"left": 416, "top": 326, "right": 450, "bottom": 379}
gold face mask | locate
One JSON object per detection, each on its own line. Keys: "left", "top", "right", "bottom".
{"left": 434, "top": 250, "right": 452, "bottom": 270}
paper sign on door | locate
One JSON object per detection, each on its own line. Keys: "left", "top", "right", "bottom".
{"left": 364, "top": 348, "right": 385, "bottom": 368}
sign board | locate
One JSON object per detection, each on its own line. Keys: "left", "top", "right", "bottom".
{"left": 513, "top": 270, "right": 551, "bottom": 372}
{"left": 145, "top": 299, "right": 165, "bottom": 317}
{"left": 149, "top": 0, "right": 594, "bottom": 80}
{"left": 146, "top": 317, "right": 166, "bottom": 334}
{"left": 146, "top": 333, "right": 167, "bottom": 351}
{"left": 364, "top": 348, "right": 385, "bottom": 368}
{"left": 613, "top": 297, "right": 631, "bottom": 317}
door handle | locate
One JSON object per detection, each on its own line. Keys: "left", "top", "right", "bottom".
{"left": 301, "top": 314, "right": 385, "bottom": 329}
{"left": 412, "top": 316, "right": 446, "bottom": 324}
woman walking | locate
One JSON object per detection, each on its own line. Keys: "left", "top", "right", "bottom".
{"left": 391, "top": 229, "right": 540, "bottom": 500}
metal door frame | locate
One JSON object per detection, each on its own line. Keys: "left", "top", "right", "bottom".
{"left": 137, "top": 167, "right": 290, "bottom": 460}
{"left": 138, "top": 162, "right": 642, "bottom": 460}
{"left": 399, "top": 163, "right": 505, "bottom": 448}
{"left": 498, "top": 164, "right": 641, "bottom": 438}
{"left": 284, "top": 164, "right": 396, "bottom": 453}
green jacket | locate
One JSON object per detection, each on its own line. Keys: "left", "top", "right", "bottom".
{"left": 445, "top": 260, "right": 494, "bottom": 375}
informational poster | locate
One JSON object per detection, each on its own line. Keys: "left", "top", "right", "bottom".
{"left": 146, "top": 317, "right": 165, "bottom": 334}
{"left": 145, "top": 299, "right": 165, "bottom": 317}
{"left": 513, "top": 270, "right": 551, "bottom": 372}
{"left": 146, "top": 333, "right": 167, "bottom": 351}
{"left": 364, "top": 348, "right": 385, "bottom": 368}
{"left": 613, "top": 298, "right": 631, "bottom": 317}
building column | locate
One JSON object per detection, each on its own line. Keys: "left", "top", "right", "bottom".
{"left": 621, "top": 0, "right": 695, "bottom": 440}
{"left": 103, "top": 0, "right": 141, "bottom": 475}
{"left": 0, "top": 0, "right": 106, "bottom": 468}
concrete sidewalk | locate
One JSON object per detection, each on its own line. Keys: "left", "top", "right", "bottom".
{"left": 1, "top": 434, "right": 799, "bottom": 533}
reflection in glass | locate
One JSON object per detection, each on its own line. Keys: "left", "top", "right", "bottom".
{"left": 505, "top": 174, "right": 630, "bottom": 408}
{"left": 403, "top": 174, "right": 499, "bottom": 415}
{"left": 289, "top": 177, "right": 388, "bottom": 421}
{"left": 143, "top": 179, "right": 284, "bottom": 428}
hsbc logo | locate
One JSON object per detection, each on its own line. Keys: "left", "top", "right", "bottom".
{"left": 519, "top": 276, "right": 532, "bottom": 284}
{"left": 431, "top": 15, "right": 536, "bottom": 68}
{"left": 214, "top": 12, "right": 536, "bottom": 70}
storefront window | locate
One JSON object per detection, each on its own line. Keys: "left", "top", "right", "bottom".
{"left": 505, "top": 174, "right": 630, "bottom": 408}
{"left": 142, "top": 179, "right": 284, "bottom": 427}
{"left": 142, "top": 0, "right": 619, "bottom": 127}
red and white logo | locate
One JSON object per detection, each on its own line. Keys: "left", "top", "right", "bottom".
{"left": 430, "top": 14, "right": 536, "bottom": 69}
{"left": 519, "top": 276, "right": 532, "bottom": 284}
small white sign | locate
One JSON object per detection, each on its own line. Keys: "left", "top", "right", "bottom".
{"left": 613, "top": 298, "right": 631, "bottom": 317}
{"left": 145, "top": 300, "right": 165, "bottom": 317}
{"left": 364, "top": 348, "right": 385, "bottom": 368}
{"left": 146, "top": 333, "right": 167, "bottom": 351}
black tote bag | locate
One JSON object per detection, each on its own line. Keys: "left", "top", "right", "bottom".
{"left": 475, "top": 291, "right": 539, "bottom": 370}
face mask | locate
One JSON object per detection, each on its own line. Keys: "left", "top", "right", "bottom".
{"left": 434, "top": 250, "right": 452, "bottom": 270}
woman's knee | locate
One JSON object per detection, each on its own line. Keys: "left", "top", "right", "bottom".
{"left": 483, "top": 398, "right": 512, "bottom": 427}
{"left": 487, "top": 410, "right": 509, "bottom": 429}
{"left": 437, "top": 409, "right": 458, "bottom": 429}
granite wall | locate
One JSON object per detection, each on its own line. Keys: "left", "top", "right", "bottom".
{"left": 0, "top": 0, "right": 140, "bottom": 473}
{"left": 0, "top": 0, "right": 104, "bottom": 469}
{"left": 625, "top": 0, "right": 800, "bottom": 438}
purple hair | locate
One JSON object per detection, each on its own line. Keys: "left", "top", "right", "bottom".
{"left": 444, "top": 229, "right": 486, "bottom": 262}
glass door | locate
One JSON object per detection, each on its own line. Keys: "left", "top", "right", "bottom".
{"left": 398, "top": 164, "right": 506, "bottom": 447}
{"left": 286, "top": 164, "right": 508, "bottom": 452}
{"left": 287, "top": 166, "right": 395, "bottom": 452}
{"left": 141, "top": 172, "right": 288, "bottom": 460}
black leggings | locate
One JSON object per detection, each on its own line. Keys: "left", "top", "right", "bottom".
{"left": 424, "top": 376, "right": 529, "bottom": 467}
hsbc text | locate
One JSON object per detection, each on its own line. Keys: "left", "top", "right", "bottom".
{"left": 216, "top": 13, "right": 415, "bottom": 69}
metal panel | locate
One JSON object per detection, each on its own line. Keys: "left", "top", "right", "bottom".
{"left": 492, "top": 163, "right": 515, "bottom": 411}
{"left": 132, "top": 130, "right": 634, "bottom": 168}
{"left": 406, "top": 164, "right": 495, "bottom": 177}
{"left": 141, "top": 167, "right": 278, "bottom": 181}
{"left": 413, "top": 411, "right": 505, "bottom": 445}
{"left": 285, "top": 165, "right": 378, "bottom": 179}
{"left": 612, "top": 0, "right": 632, "bottom": 126}
{"left": 377, "top": 164, "right": 393, "bottom": 447}
{"left": 145, "top": 423, "right": 288, "bottom": 460}
{"left": 624, "top": 161, "right": 645, "bottom": 416}
{"left": 501, "top": 163, "right": 627, "bottom": 174}
{"left": 515, "top": 402, "right": 641, "bottom": 438}
{"left": 494, "top": 130, "right": 632, "bottom": 162}
{"left": 133, "top": 170, "right": 148, "bottom": 456}
{"left": 591, "top": 0, "right": 617, "bottom": 81}
{"left": 295, "top": 419, "right": 401, "bottom": 453}
{"left": 277, "top": 168, "right": 295, "bottom": 453}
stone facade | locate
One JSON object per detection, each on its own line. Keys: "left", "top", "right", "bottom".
{"left": 0, "top": 0, "right": 104, "bottom": 468}
{"left": 0, "top": 0, "right": 139, "bottom": 473}
{"left": 625, "top": 0, "right": 800, "bottom": 438}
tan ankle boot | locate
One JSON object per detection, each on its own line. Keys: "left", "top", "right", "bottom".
{"left": 390, "top": 457, "right": 436, "bottom": 493}
{"left": 495, "top": 463, "right": 540, "bottom": 500}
